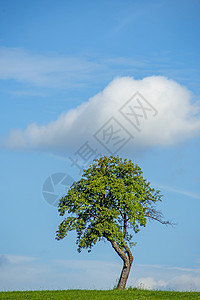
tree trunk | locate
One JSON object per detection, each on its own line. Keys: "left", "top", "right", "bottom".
{"left": 107, "top": 238, "right": 133, "bottom": 290}
{"left": 117, "top": 257, "right": 133, "bottom": 289}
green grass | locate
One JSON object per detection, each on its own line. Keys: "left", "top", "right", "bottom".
{"left": 0, "top": 289, "right": 200, "bottom": 299}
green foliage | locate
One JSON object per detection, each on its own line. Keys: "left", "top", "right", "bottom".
{"left": 56, "top": 156, "right": 168, "bottom": 253}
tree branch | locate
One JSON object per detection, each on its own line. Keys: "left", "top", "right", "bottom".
{"left": 123, "top": 209, "right": 127, "bottom": 239}
{"left": 106, "top": 237, "right": 128, "bottom": 263}
{"left": 123, "top": 239, "right": 133, "bottom": 264}
{"left": 144, "top": 208, "right": 174, "bottom": 226}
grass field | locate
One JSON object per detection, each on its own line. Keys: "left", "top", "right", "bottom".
{"left": 0, "top": 289, "right": 200, "bottom": 299}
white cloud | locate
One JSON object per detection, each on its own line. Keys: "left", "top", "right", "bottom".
{"left": 3, "top": 76, "right": 200, "bottom": 154}
{"left": 169, "top": 275, "right": 200, "bottom": 291}
{"left": 136, "top": 275, "right": 200, "bottom": 291}
{"left": 0, "top": 254, "right": 120, "bottom": 291}
{"left": 134, "top": 264, "right": 200, "bottom": 291}
{"left": 153, "top": 183, "right": 200, "bottom": 200}
{"left": 136, "top": 276, "right": 167, "bottom": 290}
{"left": 1, "top": 46, "right": 199, "bottom": 98}
{"left": 0, "top": 46, "right": 101, "bottom": 89}
{"left": 1, "top": 255, "right": 200, "bottom": 291}
{"left": 0, "top": 46, "right": 147, "bottom": 91}
{"left": 0, "top": 254, "right": 36, "bottom": 265}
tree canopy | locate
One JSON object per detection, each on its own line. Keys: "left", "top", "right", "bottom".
{"left": 56, "top": 156, "right": 170, "bottom": 289}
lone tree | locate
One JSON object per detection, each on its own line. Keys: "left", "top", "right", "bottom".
{"left": 56, "top": 156, "right": 171, "bottom": 289}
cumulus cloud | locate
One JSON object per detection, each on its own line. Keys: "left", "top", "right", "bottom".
{"left": 136, "top": 275, "right": 200, "bottom": 291}
{"left": 134, "top": 264, "right": 200, "bottom": 291}
{"left": 2, "top": 76, "right": 200, "bottom": 153}
{"left": 168, "top": 275, "right": 200, "bottom": 291}
{"left": 136, "top": 276, "right": 167, "bottom": 290}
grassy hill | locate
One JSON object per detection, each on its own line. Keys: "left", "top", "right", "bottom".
{"left": 0, "top": 289, "right": 200, "bottom": 299}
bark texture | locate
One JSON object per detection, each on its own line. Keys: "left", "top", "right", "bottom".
{"left": 108, "top": 239, "right": 133, "bottom": 290}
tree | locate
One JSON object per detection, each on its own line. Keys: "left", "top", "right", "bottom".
{"left": 56, "top": 156, "right": 171, "bottom": 290}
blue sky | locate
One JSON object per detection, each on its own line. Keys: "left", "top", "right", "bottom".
{"left": 0, "top": 0, "right": 200, "bottom": 291}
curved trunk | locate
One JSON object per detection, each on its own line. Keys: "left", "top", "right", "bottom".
{"left": 117, "top": 257, "right": 133, "bottom": 289}
{"left": 108, "top": 239, "right": 133, "bottom": 290}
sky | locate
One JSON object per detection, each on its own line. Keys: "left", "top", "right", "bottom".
{"left": 0, "top": 0, "right": 200, "bottom": 292}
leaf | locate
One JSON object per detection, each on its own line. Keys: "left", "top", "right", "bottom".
{"left": 56, "top": 155, "right": 170, "bottom": 252}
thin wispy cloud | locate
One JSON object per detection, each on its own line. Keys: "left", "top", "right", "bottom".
{"left": 0, "top": 46, "right": 103, "bottom": 89}
{"left": 110, "top": 0, "right": 163, "bottom": 34}
{"left": 1, "top": 254, "right": 200, "bottom": 291}
{"left": 0, "top": 47, "right": 108, "bottom": 98}
{"left": 1, "top": 46, "right": 198, "bottom": 95}
{"left": 154, "top": 183, "right": 200, "bottom": 200}
{"left": 0, "top": 46, "right": 144, "bottom": 90}
{"left": 0, "top": 254, "right": 36, "bottom": 266}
